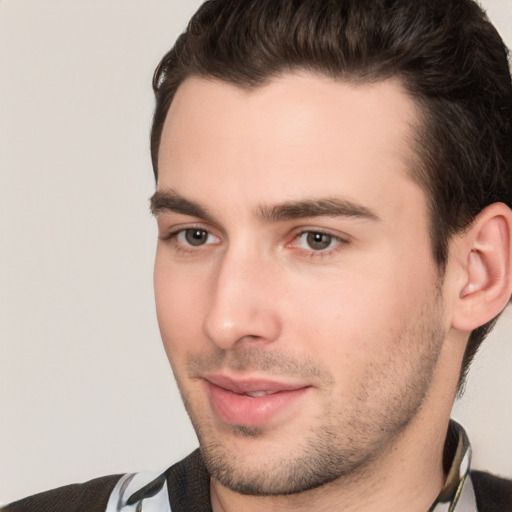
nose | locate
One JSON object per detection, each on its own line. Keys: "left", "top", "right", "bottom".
{"left": 202, "top": 246, "right": 282, "bottom": 350}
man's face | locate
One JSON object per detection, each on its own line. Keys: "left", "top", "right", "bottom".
{"left": 153, "top": 73, "right": 448, "bottom": 495}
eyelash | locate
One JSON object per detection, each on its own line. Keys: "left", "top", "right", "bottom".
{"left": 160, "top": 226, "right": 349, "bottom": 257}
{"left": 160, "top": 226, "right": 220, "bottom": 254}
{"left": 289, "top": 229, "right": 349, "bottom": 257}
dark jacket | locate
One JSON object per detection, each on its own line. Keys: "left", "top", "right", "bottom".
{"left": 3, "top": 463, "right": 511, "bottom": 512}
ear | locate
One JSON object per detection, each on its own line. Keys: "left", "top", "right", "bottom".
{"left": 450, "top": 202, "right": 512, "bottom": 332}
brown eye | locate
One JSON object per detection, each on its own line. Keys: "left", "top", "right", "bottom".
{"left": 184, "top": 229, "right": 209, "bottom": 246}
{"left": 306, "top": 232, "right": 333, "bottom": 250}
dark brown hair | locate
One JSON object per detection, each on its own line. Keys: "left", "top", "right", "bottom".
{"left": 151, "top": 0, "right": 512, "bottom": 390}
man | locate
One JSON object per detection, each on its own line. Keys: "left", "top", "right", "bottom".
{"left": 4, "top": 0, "right": 512, "bottom": 510}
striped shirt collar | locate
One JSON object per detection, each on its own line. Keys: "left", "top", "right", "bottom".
{"left": 430, "top": 420, "right": 478, "bottom": 512}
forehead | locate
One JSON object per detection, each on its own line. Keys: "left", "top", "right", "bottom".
{"left": 157, "top": 73, "right": 423, "bottom": 220}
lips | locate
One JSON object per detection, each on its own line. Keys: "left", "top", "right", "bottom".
{"left": 203, "top": 374, "right": 310, "bottom": 427}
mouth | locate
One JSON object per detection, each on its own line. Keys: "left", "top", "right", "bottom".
{"left": 203, "top": 374, "right": 311, "bottom": 427}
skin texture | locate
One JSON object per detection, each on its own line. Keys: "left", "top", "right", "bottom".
{"left": 153, "top": 73, "right": 477, "bottom": 512}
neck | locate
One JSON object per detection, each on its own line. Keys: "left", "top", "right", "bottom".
{"left": 210, "top": 414, "right": 450, "bottom": 512}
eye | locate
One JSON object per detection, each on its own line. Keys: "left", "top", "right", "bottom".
{"left": 177, "top": 228, "right": 218, "bottom": 247}
{"left": 160, "top": 225, "right": 221, "bottom": 254}
{"left": 295, "top": 231, "right": 344, "bottom": 251}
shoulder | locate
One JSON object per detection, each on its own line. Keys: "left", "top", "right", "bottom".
{"left": 1, "top": 451, "right": 210, "bottom": 512}
{"left": 2, "top": 474, "right": 122, "bottom": 512}
{"left": 471, "top": 470, "right": 512, "bottom": 512}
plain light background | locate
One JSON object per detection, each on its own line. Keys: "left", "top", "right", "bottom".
{"left": 0, "top": 0, "right": 511, "bottom": 504}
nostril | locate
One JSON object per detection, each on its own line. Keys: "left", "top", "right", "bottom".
{"left": 203, "top": 308, "right": 281, "bottom": 350}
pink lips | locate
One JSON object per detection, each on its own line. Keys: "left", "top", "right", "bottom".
{"left": 204, "top": 374, "right": 310, "bottom": 427}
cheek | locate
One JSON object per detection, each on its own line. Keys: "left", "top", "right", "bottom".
{"left": 154, "top": 257, "right": 209, "bottom": 360}
{"left": 284, "top": 258, "right": 434, "bottom": 376}
{"left": 285, "top": 285, "right": 389, "bottom": 380}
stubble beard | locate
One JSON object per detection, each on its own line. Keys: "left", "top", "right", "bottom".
{"left": 174, "top": 294, "right": 446, "bottom": 496}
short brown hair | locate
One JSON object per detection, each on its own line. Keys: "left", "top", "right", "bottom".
{"left": 151, "top": 0, "right": 512, "bottom": 390}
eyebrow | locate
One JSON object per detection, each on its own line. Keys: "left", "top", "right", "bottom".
{"left": 150, "top": 190, "right": 380, "bottom": 223}
{"left": 257, "top": 198, "right": 380, "bottom": 222}
{"left": 150, "top": 190, "right": 212, "bottom": 220}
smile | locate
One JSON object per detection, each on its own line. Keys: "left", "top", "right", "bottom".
{"left": 203, "top": 374, "right": 311, "bottom": 427}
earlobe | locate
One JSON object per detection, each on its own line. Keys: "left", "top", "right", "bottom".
{"left": 452, "top": 203, "right": 512, "bottom": 332}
